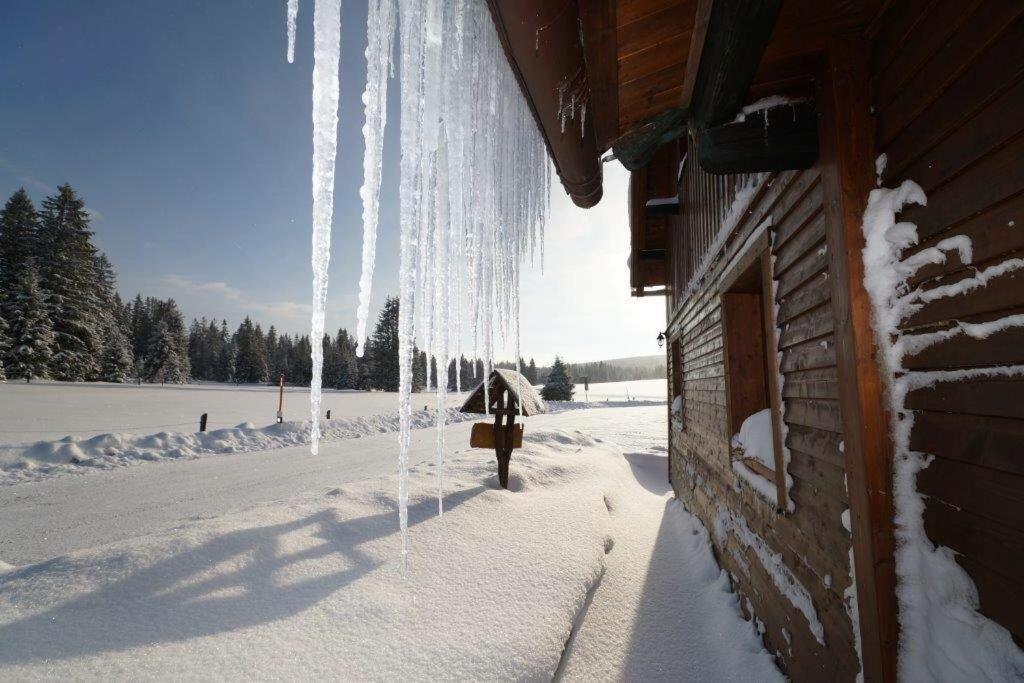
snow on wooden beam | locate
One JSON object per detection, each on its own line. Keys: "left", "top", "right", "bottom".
{"left": 698, "top": 101, "right": 819, "bottom": 175}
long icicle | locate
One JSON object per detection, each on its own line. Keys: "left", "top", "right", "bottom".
{"left": 308, "top": 0, "right": 341, "bottom": 456}
{"left": 385, "top": 0, "right": 550, "bottom": 562}
{"left": 355, "top": 0, "right": 397, "bottom": 357}
{"left": 395, "top": 0, "right": 426, "bottom": 571}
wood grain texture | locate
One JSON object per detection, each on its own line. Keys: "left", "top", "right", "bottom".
{"left": 820, "top": 32, "right": 898, "bottom": 682}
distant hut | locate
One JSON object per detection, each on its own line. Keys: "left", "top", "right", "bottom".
{"left": 461, "top": 368, "right": 545, "bottom": 488}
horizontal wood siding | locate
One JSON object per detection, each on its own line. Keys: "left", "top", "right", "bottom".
{"left": 870, "top": 0, "right": 1024, "bottom": 644}
{"left": 667, "top": 156, "right": 859, "bottom": 679}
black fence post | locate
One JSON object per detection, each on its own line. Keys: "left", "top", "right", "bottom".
{"left": 326, "top": 409, "right": 331, "bottom": 420}
{"left": 199, "top": 413, "right": 208, "bottom": 432}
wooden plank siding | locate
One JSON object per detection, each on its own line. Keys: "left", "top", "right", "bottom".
{"left": 869, "top": 0, "right": 1024, "bottom": 645}
{"left": 667, "top": 151, "right": 860, "bottom": 679}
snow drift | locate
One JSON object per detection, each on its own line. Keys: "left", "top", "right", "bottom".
{"left": 0, "top": 408, "right": 475, "bottom": 484}
{"left": 0, "top": 400, "right": 664, "bottom": 485}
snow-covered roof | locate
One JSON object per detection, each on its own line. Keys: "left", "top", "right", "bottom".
{"left": 460, "top": 369, "right": 546, "bottom": 416}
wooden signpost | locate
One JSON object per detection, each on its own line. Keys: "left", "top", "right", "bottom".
{"left": 460, "top": 368, "right": 546, "bottom": 489}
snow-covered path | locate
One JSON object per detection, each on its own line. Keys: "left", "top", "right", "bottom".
{"left": 557, "top": 429, "right": 784, "bottom": 681}
{"left": 0, "top": 405, "right": 782, "bottom": 680}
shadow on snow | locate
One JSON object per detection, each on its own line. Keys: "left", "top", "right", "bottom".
{"left": 0, "top": 485, "right": 486, "bottom": 664}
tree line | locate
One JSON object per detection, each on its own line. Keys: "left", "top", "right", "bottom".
{"left": 0, "top": 185, "right": 657, "bottom": 390}
{"left": 0, "top": 186, "right": 509, "bottom": 391}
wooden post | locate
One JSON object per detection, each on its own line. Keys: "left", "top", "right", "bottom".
{"left": 493, "top": 389, "right": 513, "bottom": 489}
{"left": 199, "top": 413, "right": 208, "bottom": 432}
{"left": 819, "top": 32, "right": 898, "bottom": 682}
{"left": 326, "top": 409, "right": 331, "bottom": 420}
{"left": 276, "top": 373, "right": 285, "bottom": 424}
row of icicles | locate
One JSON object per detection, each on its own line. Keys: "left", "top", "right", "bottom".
{"left": 285, "top": 0, "right": 552, "bottom": 568}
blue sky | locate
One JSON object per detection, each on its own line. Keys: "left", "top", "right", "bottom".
{"left": 0, "top": 0, "right": 663, "bottom": 364}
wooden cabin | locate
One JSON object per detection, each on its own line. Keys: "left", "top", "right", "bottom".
{"left": 488, "top": 0, "right": 1024, "bottom": 680}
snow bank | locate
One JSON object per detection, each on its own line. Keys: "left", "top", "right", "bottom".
{"left": 0, "top": 401, "right": 654, "bottom": 485}
{"left": 0, "top": 429, "right": 609, "bottom": 678}
{"left": 0, "top": 408, "right": 475, "bottom": 484}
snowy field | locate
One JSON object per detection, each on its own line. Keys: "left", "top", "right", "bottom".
{"left": 0, "top": 379, "right": 666, "bottom": 482}
{"left": 581, "top": 378, "right": 666, "bottom": 402}
{"left": 0, "top": 405, "right": 781, "bottom": 681}
{"left": 0, "top": 379, "right": 665, "bottom": 446}
{"left": 0, "top": 380, "right": 462, "bottom": 444}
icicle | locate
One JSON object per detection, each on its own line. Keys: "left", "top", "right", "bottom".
{"left": 394, "top": 0, "right": 425, "bottom": 571}
{"left": 286, "top": 0, "right": 299, "bottom": 63}
{"left": 308, "top": 0, "right": 341, "bottom": 457}
{"left": 434, "top": 125, "right": 450, "bottom": 515}
{"left": 381, "top": 0, "right": 550, "bottom": 561}
{"left": 355, "top": 0, "right": 397, "bottom": 357}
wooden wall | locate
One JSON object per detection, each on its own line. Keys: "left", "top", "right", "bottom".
{"left": 666, "top": 155, "right": 861, "bottom": 679}
{"left": 869, "top": 0, "right": 1024, "bottom": 645}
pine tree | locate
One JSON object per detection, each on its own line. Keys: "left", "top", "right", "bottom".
{"left": 527, "top": 358, "right": 538, "bottom": 385}
{"left": 369, "top": 296, "right": 400, "bottom": 391}
{"left": 4, "top": 261, "right": 54, "bottom": 383}
{"left": 265, "top": 325, "right": 280, "bottom": 379}
{"left": 0, "top": 189, "right": 40, "bottom": 316}
{"left": 271, "top": 330, "right": 291, "bottom": 384}
{"left": 321, "top": 333, "right": 342, "bottom": 388}
{"left": 541, "top": 356, "right": 574, "bottom": 401}
{"left": 335, "top": 328, "right": 359, "bottom": 389}
{"left": 459, "top": 355, "right": 473, "bottom": 390}
{"left": 292, "top": 335, "right": 312, "bottom": 386}
{"left": 145, "top": 322, "right": 188, "bottom": 384}
{"left": 232, "top": 317, "right": 268, "bottom": 383}
{"left": 447, "top": 358, "right": 457, "bottom": 391}
{"left": 187, "top": 318, "right": 205, "bottom": 379}
{"left": 412, "top": 349, "right": 427, "bottom": 392}
{"left": 129, "top": 293, "right": 150, "bottom": 361}
{"left": 36, "top": 184, "right": 106, "bottom": 381}
{"left": 99, "top": 320, "right": 134, "bottom": 383}
{"left": 215, "top": 320, "right": 234, "bottom": 382}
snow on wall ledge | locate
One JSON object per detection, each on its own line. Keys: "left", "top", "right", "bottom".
{"left": 860, "top": 166, "right": 1024, "bottom": 680}
{"left": 713, "top": 505, "right": 825, "bottom": 645}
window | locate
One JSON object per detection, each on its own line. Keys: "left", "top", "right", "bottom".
{"left": 721, "top": 237, "right": 787, "bottom": 509}
{"left": 670, "top": 336, "right": 683, "bottom": 427}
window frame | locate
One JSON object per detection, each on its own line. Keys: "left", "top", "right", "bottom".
{"left": 720, "top": 231, "right": 788, "bottom": 511}
{"left": 669, "top": 335, "right": 684, "bottom": 430}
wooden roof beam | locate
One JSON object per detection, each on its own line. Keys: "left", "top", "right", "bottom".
{"left": 687, "top": 0, "right": 784, "bottom": 130}
{"left": 578, "top": 0, "right": 618, "bottom": 152}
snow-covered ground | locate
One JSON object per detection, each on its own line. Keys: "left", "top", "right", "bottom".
{"left": 582, "top": 378, "right": 666, "bottom": 402}
{"left": 0, "top": 404, "right": 780, "bottom": 680}
{"left": 0, "top": 380, "right": 666, "bottom": 483}
{"left": 0, "top": 380, "right": 461, "bottom": 444}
